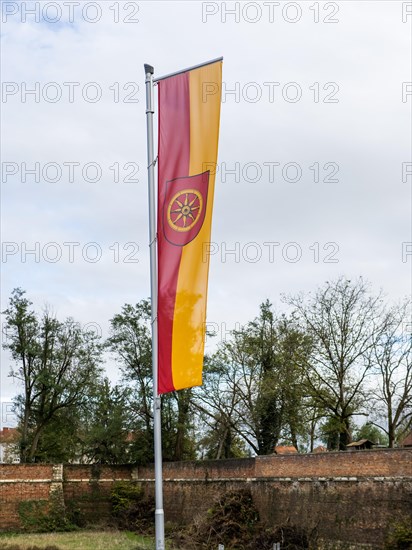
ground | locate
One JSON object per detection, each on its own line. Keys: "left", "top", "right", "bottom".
{"left": 0, "top": 531, "right": 168, "bottom": 550}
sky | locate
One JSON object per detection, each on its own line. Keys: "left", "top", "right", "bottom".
{"left": 1, "top": 0, "right": 411, "bottom": 427}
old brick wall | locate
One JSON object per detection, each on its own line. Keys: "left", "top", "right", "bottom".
{"left": 0, "top": 464, "right": 54, "bottom": 529}
{"left": 0, "top": 450, "right": 411, "bottom": 548}
{"left": 63, "top": 464, "right": 136, "bottom": 523}
{"left": 251, "top": 478, "right": 412, "bottom": 547}
{"left": 137, "top": 449, "right": 412, "bottom": 481}
{"left": 138, "top": 456, "right": 255, "bottom": 480}
{"left": 255, "top": 448, "right": 412, "bottom": 478}
{"left": 137, "top": 450, "right": 412, "bottom": 548}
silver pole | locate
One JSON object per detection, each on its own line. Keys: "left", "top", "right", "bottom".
{"left": 144, "top": 63, "right": 165, "bottom": 550}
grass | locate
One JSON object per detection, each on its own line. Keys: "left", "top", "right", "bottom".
{"left": 0, "top": 530, "right": 163, "bottom": 550}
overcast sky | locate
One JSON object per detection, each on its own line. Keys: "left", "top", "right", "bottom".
{"left": 1, "top": 0, "right": 411, "bottom": 426}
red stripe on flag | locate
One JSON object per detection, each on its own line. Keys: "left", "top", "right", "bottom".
{"left": 157, "top": 72, "right": 190, "bottom": 393}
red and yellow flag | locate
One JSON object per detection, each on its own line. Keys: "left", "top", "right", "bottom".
{"left": 157, "top": 60, "right": 222, "bottom": 394}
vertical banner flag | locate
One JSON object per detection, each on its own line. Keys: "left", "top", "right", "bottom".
{"left": 157, "top": 59, "right": 222, "bottom": 394}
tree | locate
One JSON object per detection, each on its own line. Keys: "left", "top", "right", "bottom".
{"left": 81, "top": 378, "right": 134, "bottom": 464}
{"left": 161, "top": 390, "right": 196, "bottom": 461}
{"left": 3, "top": 288, "right": 103, "bottom": 462}
{"left": 370, "top": 300, "right": 412, "bottom": 447}
{"left": 107, "top": 300, "right": 196, "bottom": 463}
{"left": 319, "top": 416, "right": 356, "bottom": 451}
{"left": 29, "top": 405, "right": 83, "bottom": 463}
{"left": 353, "top": 423, "right": 388, "bottom": 446}
{"left": 195, "top": 302, "right": 311, "bottom": 456}
{"left": 284, "top": 277, "right": 387, "bottom": 450}
{"left": 194, "top": 355, "right": 247, "bottom": 459}
{"left": 106, "top": 301, "right": 154, "bottom": 462}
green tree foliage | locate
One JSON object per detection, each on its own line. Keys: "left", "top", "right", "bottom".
{"left": 194, "top": 355, "right": 249, "bottom": 459}
{"left": 106, "top": 300, "right": 154, "bottom": 463}
{"left": 107, "top": 300, "right": 196, "bottom": 463}
{"left": 196, "top": 301, "right": 311, "bottom": 456}
{"left": 3, "top": 281, "right": 410, "bottom": 464}
{"left": 161, "top": 389, "right": 196, "bottom": 461}
{"left": 354, "top": 423, "right": 388, "bottom": 446}
{"left": 319, "top": 416, "right": 357, "bottom": 451}
{"left": 30, "top": 406, "right": 83, "bottom": 463}
{"left": 81, "top": 378, "right": 134, "bottom": 464}
{"left": 3, "top": 288, "right": 103, "bottom": 463}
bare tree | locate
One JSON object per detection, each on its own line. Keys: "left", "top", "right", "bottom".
{"left": 370, "top": 300, "right": 412, "bottom": 447}
{"left": 284, "top": 277, "right": 387, "bottom": 450}
{"left": 194, "top": 355, "right": 246, "bottom": 459}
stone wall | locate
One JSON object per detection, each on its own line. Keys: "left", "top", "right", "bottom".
{"left": 0, "top": 449, "right": 411, "bottom": 548}
{"left": 138, "top": 450, "right": 412, "bottom": 548}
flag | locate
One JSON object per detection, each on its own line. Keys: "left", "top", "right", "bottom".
{"left": 157, "top": 59, "right": 222, "bottom": 394}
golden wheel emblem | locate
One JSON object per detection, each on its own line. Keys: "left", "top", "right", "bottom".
{"left": 167, "top": 189, "right": 203, "bottom": 232}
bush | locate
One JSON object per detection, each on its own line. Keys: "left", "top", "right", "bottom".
{"left": 17, "top": 500, "right": 74, "bottom": 533}
{"left": 110, "top": 482, "right": 155, "bottom": 533}
{"left": 385, "top": 520, "right": 412, "bottom": 549}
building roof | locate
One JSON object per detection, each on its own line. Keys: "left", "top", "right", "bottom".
{"left": 274, "top": 445, "right": 298, "bottom": 455}
{"left": 400, "top": 431, "right": 412, "bottom": 447}
{"left": 0, "top": 427, "right": 19, "bottom": 443}
{"left": 346, "top": 439, "right": 375, "bottom": 448}
{"left": 313, "top": 445, "right": 327, "bottom": 453}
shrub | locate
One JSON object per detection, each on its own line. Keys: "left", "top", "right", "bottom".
{"left": 110, "top": 482, "right": 155, "bottom": 533}
{"left": 17, "top": 499, "right": 74, "bottom": 533}
{"left": 385, "top": 519, "right": 412, "bottom": 549}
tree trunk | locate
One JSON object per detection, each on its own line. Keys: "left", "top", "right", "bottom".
{"left": 339, "top": 418, "right": 351, "bottom": 450}
{"left": 28, "top": 425, "right": 44, "bottom": 462}
{"left": 173, "top": 391, "right": 191, "bottom": 461}
{"left": 388, "top": 425, "right": 395, "bottom": 448}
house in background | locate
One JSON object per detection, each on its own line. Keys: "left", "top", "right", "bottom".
{"left": 399, "top": 431, "right": 412, "bottom": 448}
{"left": 346, "top": 439, "right": 375, "bottom": 451}
{"left": 0, "top": 427, "right": 20, "bottom": 463}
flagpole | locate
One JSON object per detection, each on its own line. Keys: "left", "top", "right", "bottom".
{"left": 144, "top": 62, "right": 165, "bottom": 550}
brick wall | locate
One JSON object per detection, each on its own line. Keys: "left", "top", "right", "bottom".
{"left": 137, "top": 449, "right": 412, "bottom": 481}
{"left": 138, "top": 456, "right": 255, "bottom": 480}
{"left": 0, "top": 464, "right": 54, "bottom": 529}
{"left": 0, "top": 449, "right": 411, "bottom": 548}
{"left": 63, "top": 464, "right": 136, "bottom": 524}
{"left": 255, "top": 448, "right": 412, "bottom": 478}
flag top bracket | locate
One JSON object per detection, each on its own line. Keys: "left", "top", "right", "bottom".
{"left": 153, "top": 56, "right": 223, "bottom": 83}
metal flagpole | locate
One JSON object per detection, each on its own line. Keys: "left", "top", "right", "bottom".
{"left": 144, "top": 63, "right": 165, "bottom": 550}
